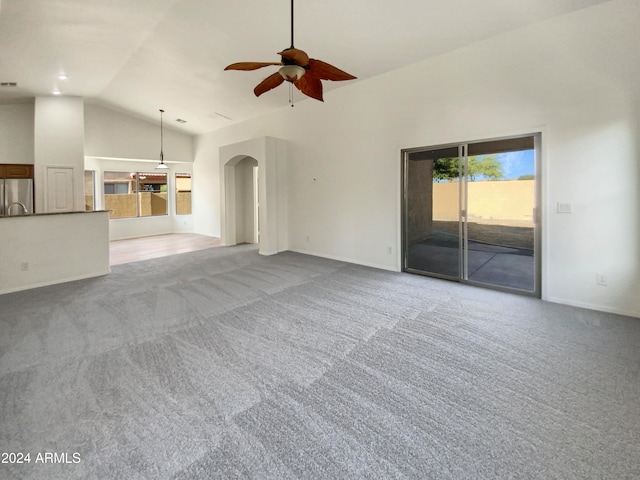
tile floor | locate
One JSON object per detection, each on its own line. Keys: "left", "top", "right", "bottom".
{"left": 109, "top": 233, "right": 221, "bottom": 265}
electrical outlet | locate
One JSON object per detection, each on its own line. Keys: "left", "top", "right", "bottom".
{"left": 387, "top": 246, "right": 392, "bottom": 254}
{"left": 596, "top": 273, "right": 608, "bottom": 286}
{"left": 306, "top": 235, "right": 310, "bottom": 242}
{"left": 21, "top": 262, "right": 29, "bottom": 271}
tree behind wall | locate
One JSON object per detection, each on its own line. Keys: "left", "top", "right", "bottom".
{"left": 433, "top": 154, "right": 504, "bottom": 182}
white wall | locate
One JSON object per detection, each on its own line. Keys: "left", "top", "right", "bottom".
{"left": 193, "top": 134, "right": 221, "bottom": 237}
{"left": 84, "top": 103, "right": 196, "bottom": 240}
{"left": 34, "top": 96, "right": 86, "bottom": 213}
{"left": 234, "top": 157, "right": 257, "bottom": 244}
{"left": 84, "top": 103, "right": 194, "bottom": 162}
{"left": 0, "top": 102, "right": 34, "bottom": 164}
{"left": 193, "top": 0, "right": 640, "bottom": 317}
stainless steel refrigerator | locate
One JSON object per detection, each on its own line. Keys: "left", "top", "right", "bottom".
{"left": 0, "top": 178, "right": 34, "bottom": 216}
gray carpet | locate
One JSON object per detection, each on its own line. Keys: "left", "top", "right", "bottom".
{"left": 1, "top": 245, "right": 639, "bottom": 479}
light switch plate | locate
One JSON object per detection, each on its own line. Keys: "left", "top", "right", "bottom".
{"left": 557, "top": 202, "right": 572, "bottom": 213}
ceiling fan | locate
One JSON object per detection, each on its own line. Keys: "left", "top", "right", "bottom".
{"left": 224, "top": 0, "right": 356, "bottom": 102}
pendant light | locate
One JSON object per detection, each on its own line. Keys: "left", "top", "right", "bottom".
{"left": 156, "top": 108, "right": 169, "bottom": 170}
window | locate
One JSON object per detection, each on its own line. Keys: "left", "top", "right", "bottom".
{"left": 175, "top": 173, "right": 191, "bottom": 215}
{"left": 137, "top": 172, "right": 167, "bottom": 217}
{"left": 84, "top": 170, "right": 95, "bottom": 211}
{"left": 104, "top": 183, "right": 129, "bottom": 195}
{"left": 104, "top": 171, "right": 167, "bottom": 218}
{"left": 104, "top": 172, "right": 135, "bottom": 218}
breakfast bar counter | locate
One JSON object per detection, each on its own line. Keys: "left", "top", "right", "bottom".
{"left": 0, "top": 210, "right": 110, "bottom": 294}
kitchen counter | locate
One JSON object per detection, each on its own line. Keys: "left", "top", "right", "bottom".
{"left": 0, "top": 210, "right": 110, "bottom": 218}
{"left": 0, "top": 210, "right": 111, "bottom": 294}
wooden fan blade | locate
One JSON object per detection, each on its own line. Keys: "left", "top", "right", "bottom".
{"left": 254, "top": 72, "right": 285, "bottom": 97}
{"left": 277, "top": 48, "right": 310, "bottom": 67}
{"left": 307, "top": 59, "right": 356, "bottom": 81}
{"left": 294, "top": 73, "right": 323, "bottom": 102}
{"left": 225, "top": 62, "right": 281, "bottom": 71}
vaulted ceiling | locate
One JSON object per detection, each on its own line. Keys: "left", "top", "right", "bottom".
{"left": 0, "top": 0, "right": 612, "bottom": 135}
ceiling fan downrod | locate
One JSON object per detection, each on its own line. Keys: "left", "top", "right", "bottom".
{"left": 290, "top": 0, "right": 294, "bottom": 49}
{"left": 278, "top": 0, "right": 305, "bottom": 84}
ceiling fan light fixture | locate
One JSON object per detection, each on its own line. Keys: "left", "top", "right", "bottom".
{"left": 278, "top": 65, "right": 305, "bottom": 82}
{"left": 225, "top": 0, "right": 355, "bottom": 101}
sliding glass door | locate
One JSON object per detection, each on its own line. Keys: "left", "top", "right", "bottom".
{"left": 404, "top": 146, "right": 462, "bottom": 279}
{"left": 402, "top": 134, "right": 540, "bottom": 296}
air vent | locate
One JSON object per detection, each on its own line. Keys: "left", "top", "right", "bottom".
{"left": 175, "top": 118, "right": 187, "bottom": 124}
{"left": 0, "top": 82, "right": 18, "bottom": 87}
{"left": 213, "top": 112, "right": 232, "bottom": 121}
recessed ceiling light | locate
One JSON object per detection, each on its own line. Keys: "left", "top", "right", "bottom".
{"left": 58, "top": 73, "right": 69, "bottom": 80}
{"left": 52, "top": 89, "right": 61, "bottom": 95}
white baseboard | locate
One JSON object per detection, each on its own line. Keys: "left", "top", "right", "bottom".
{"left": 289, "top": 248, "right": 398, "bottom": 273}
{"left": 546, "top": 296, "right": 640, "bottom": 319}
{"left": 0, "top": 269, "right": 111, "bottom": 296}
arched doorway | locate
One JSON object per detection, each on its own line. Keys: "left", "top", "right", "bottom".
{"left": 219, "top": 137, "right": 288, "bottom": 255}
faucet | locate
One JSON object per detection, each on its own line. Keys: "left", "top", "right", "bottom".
{"left": 7, "top": 202, "right": 29, "bottom": 215}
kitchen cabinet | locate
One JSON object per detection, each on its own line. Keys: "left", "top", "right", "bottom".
{"left": 0, "top": 164, "right": 34, "bottom": 179}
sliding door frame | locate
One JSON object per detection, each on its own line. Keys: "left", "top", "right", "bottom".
{"left": 401, "top": 132, "right": 542, "bottom": 298}
{"left": 402, "top": 142, "right": 465, "bottom": 281}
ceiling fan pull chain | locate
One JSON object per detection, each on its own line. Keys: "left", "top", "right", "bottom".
{"left": 289, "top": 82, "right": 294, "bottom": 107}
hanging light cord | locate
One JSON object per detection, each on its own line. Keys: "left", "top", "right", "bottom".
{"left": 289, "top": 0, "right": 295, "bottom": 107}
{"left": 159, "top": 109, "right": 165, "bottom": 162}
